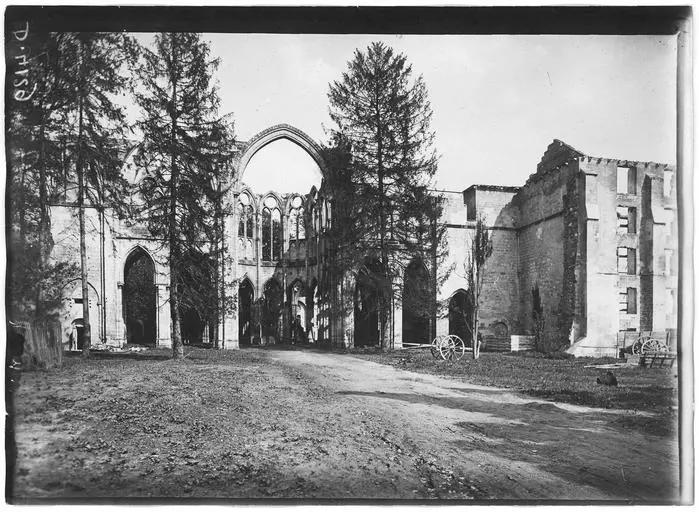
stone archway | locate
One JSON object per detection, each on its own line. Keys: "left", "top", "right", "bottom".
{"left": 402, "top": 258, "right": 431, "bottom": 345}
{"left": 123, "top": 247, "right": 157, "bottom": 346}
{"left": 262, "top": 278, "right": 283, "bottom": 344}
{"left": 236, "top": 124, "right": 327, "bottom": 185}
{"left": 354, "top": 258, "right": 386, "bottom": 348}
{"left": 238, "top": 278, "right": 255, "bottom": 345}
{"left": 449, "top": 290, "right": 473, "bottom": 346}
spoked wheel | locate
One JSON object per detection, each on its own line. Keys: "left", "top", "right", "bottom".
{"left": 641, "top": 338, "right": 668, "bottom": 355}
{"left": 430, "top": 335, "right": 443, "bottom": 359}
{"left": 439, "top": 334, "right": 466, "bottom": 361}
{"left": 631, "top": 339, "right": 644, "bottom": 355}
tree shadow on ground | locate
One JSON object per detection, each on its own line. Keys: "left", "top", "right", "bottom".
{"left": 333, "top": 389, "right": 678, "bottom": 502}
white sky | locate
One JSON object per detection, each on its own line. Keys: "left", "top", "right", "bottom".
{"left": 136, "top": 33, "right": 678, "bottom": 193}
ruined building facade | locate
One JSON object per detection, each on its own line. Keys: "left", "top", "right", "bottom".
{"left": 49, "top": 127, "right": 678, "bottom": 357}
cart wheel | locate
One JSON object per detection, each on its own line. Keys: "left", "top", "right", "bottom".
{"left": 447, "top": 335, "right": 466, "bottom": 361}
{"left": 438, "top": 335, "right": 453, "bottom": 360}
{"left": 641, "top": 338, "right": 667, "bottom": 355}
{"left": 631, "top": 339, "right": 644, "bottom": 355}
{"left": 430, "top": 335, "right": 443, "bottom": 359}
{"left": 439, "top": 335, "right": 466, "bottom": 361}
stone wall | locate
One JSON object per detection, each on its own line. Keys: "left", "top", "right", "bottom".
{"left": 513, "top": 158, "right": 578, "bottom": 350}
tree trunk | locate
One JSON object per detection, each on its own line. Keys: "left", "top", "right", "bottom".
{"left": 77, "top": 38, "right": 92, "bottom": 358}
{"left": 472, "top": 261, "right": 480, "bottom": 360}
{"left": 169, "top": 34, "right": 184, "bottom": 359}
{"left": 375, "top": 84, "right": 389, "bottom": 349}
{"left": 35, "top": 119, "right": 48, "bottom": 320}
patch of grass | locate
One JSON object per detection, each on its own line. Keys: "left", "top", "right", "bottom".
{"left": 351, "top": 349, "right": 679, "bottom": 416}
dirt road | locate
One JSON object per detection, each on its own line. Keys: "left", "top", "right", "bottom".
{"left": 11, "top": 347, "right": 679, "bottom": 501}
{"left": 264, "top": 348, "right": 679, "bottom": 501}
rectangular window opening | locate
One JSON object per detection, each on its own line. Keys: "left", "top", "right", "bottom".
{"left": 617, "top": 166, "right": 629, "bottom": 194}
{"left": 616, "top": 206, "right": 629, "bottom": 231}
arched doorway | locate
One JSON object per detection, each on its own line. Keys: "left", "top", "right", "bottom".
{"left": 354, "top": 259, "right": 385, "bottom": 347}
{"left": 449, "top": 290, "right": 473, "bottom": 346}
{"left": 178, "top": 250, "right": 217, "bottom": 345}
{"left": 262, "top": 278, "right": 283, "bottom": 344}
{"left": 71, "top": 318, "right": 86, "bottom": 351}
{"left": 238, "top": 278, "right": 254, "bottom": 345}
{"left": 402, "top": 258, "right": 431, "bottom": 345}
{"left": 123, "top": 247, "right": 157, "bottom": 345}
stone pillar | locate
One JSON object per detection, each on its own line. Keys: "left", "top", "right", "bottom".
{"left": 222, "top": 210, "right": 239, "bottom": 350}
{"left": 115, "top": 281, "right": 126, "bottom": 346}
{"left": 156, "top": 283, "right": 172, "bottom": 348}
{"left": 255, "top": 211, "right": 261, "bottom": 294}
{"left": 568, "top": 168, "right": 617, "bottom": 357}
{"left": 281, "top": 212, "right": 289, "bottom": 342}
{"left": 436, "top": 315, "right": 449, "bottom": 338}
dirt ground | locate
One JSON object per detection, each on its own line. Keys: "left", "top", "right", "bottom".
{"left": 8, "top": 346, "right": 680, "bottom": 502}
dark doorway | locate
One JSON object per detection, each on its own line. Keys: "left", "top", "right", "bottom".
{"left": 178, "top": 250, "right": 217, "bottom": 345}
{"left": 239, "top": 279, "right": 254, "bottom": 345}
{"left": 402, "top": 259, "right": 431, "bottom": 345}
{"left": 449, "top": 290, "right": 473, "bottom": 346}
{"left": 262, "top": 278, "right": 283, "bottom": 343}
{"left": 123, "top": 248, "right": 157, "bottom": 345}
{"left": 354, "top": 259, "right": 385, "bottom": 347}
{"left": 180, "top": 307, "right": 205, "bottom": 345}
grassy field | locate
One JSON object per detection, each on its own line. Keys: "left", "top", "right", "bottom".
{"left": 349, "top": 348, "right": 679, "bottom": 434}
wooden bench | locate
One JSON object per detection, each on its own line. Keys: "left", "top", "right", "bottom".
{"left": 640, "top": 351, "right": 677, "bottom": 368}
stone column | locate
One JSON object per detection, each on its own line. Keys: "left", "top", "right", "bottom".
{"left": 436, "top": 315, "right": 449, "bottom": 338}
{"left": 281, "top": 211, "right": 289, "bottom": 342}
{"left": 222, "top": 210, "right": 239, "bottom": 350}
{"left": 255, "top": 211, "right": 261, "bottom": 294}
{"left": 115, "top": 282, "right": 126, "bottom": 346}
{"left": 156, "top": 283, "right": 172, "bottom": 348}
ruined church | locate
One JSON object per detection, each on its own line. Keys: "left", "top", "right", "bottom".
{"left": 49, "top": 124, "right": 678, "bottom": 357}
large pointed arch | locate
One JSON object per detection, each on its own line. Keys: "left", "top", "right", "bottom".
{"left": 123, "top": 246, "right": 157, "bottom": 345}
{"left": 236, "top": 124, "right": 326, "bottom": 185}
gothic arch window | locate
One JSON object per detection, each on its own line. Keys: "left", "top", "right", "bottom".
{"left": 262, "top": 196, "right": 282, "bottom": 261}
{"left": 238, "top": 195, "right": 254, "bottom": 259}
{"left": 288, "top": 196, "right": 306, "bottom": 242}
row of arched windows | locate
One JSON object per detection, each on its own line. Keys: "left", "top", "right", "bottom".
{"left": 237, "top": 193, "right": 332, "bottom": 262}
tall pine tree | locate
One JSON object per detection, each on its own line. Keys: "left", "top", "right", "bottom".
{"left": 327, "top": 42, "right": 446, "bottom": 348}
{"left": 6, "top": 31, "right": 78, "bottom": 322}
{"left": 134, "top": 33, "right": 234, "bottom": 359}
{"left": 60, "top": 32, "right": 137, "bottom": 357}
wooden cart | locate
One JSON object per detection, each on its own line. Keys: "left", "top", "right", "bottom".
{"left": 402, "top": 334, "right": 469, "bottom": 361}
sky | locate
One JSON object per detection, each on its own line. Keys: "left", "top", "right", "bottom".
{"left": 138, "top": 34, "right": 678, "bottom": 193}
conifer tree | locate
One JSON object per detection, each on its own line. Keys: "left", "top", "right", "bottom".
{"left": 134, "top": 33, "right": 235, "bottom": 359}
{"left": 7, "top": 31, "right": 78, "bottom": 322}
{"left": 327, "top": 42, "right": 446, "bottom": 348}
{"left": 6, "top": 31, "right": 135, "bottom": 352}
{"left": 60, "top": 32, "right": 137, "bottom": 357}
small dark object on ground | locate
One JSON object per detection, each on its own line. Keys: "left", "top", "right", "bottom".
{"left": 597, "top": 371, "right": 618, "bottom": 386}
